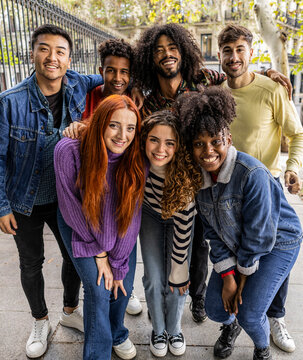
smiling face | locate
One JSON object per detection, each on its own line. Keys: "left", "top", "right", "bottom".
{"left": 218, "top": 37, "right": 253, "bottom": 80}
{"left": 145, "top": 124, "right": 177, "bottom": 167}
{"left": 193, "top": 130, "right": 232, "bottom": 175}
{"left": 103, "top": 108, "right": 137, "bottom": 154}
{"left": 31, "top": 34, "right": 71, "bottom": 85}
{"left": 100, "top": 55, "right": 130, "bottom": 96}
{"left": 153, "top": 35, "right": 182, "bottom": 79}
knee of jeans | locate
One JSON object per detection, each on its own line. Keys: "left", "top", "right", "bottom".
{"left": 205, "top": 297, "right": 227, "bottom": 322}
{"left": 20, "top": 256, "right": 44, "bottom": 274}
{"left": 142, "top": 274, "right": 163, "bottom": 294}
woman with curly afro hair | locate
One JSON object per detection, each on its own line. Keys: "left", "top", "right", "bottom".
{"left": 176, "top": 87, "right": 302, "bottom": 360}
{"left": 139, "top": 109, "right": 202, "bottom": 357}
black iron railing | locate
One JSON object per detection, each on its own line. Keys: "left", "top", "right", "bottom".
{"left": 0, "top": 0, "right": 114, "bottom": 91}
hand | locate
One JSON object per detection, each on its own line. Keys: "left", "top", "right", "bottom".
{"left": 267, "top": 69, "right": 292, "bottom": 100}
{"left": 63, "top": 121, "right": 86, "bottom": 139}
{"left": 284, "top": 171, "right": 301, "bottom": 194}
{"left": 112, "top": 280, "right": 127, "bottom": 300}
{"left": 0, "top": 213, "right": 17, "bottom": 235}
{"left": 233, "top": 273, "right": 247, "bottom": 315}
{"left": 170, "top": 281, "right": 190, "bottom": 296}
{"left": 95, "top": 253, "right": 113, "bottom": 289}
{"left": 222, "top": 274, "right": 238, "bottom": 315}
{"left": 131, "top": 87, "right": 144, "bottom": 109}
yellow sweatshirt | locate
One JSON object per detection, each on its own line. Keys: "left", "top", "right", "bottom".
{"left": 222, "top": 73, "right": 303, "bottom": 177}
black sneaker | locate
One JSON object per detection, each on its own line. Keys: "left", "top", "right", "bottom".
{"left": 214, "top": 318, "right": 242, "bottom": 358}
{"left": 253, "top": 346, "right": 272, "bottom": 360}
{"left": 150, "top": 330, "right": 168, "bottom": 357}
{"left": 168, "top": 332, "right": 186, "bottom": 356}
{"left": 189, "top": 297, "right": 207, "bottom": 323}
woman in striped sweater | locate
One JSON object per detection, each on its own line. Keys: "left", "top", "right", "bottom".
{"left": 140, "top": 110, "right": 202, "bottom": 357}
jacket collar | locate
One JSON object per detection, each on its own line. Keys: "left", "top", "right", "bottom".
{"left": 27, "top": 71, "right": 77, "bottom": 112}
{"left": 200, "top": 146, "right": 237, "bottom": 189}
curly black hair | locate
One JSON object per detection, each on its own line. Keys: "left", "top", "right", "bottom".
{"left": 174, "top": 87, "right": 236, "bottom": 148}
{"left": 133, "top": 23, "right": 204, "bottom": 93}
{"left": 98, "top": 39, "right": 133, "bottom": 67}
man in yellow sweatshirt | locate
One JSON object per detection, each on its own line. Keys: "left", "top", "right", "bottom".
{"left": 211, "top": 24, "right": 303, "bottom": 359}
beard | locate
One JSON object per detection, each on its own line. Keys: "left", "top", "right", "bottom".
{"left": 154, "top": 58, "right": 182, "bottom": 79}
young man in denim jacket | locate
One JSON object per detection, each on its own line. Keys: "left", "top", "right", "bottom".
{"left": 0, "top": 24, "right": 102, "bottom": 358}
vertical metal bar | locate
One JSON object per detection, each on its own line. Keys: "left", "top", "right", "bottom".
{"left": 17, "top": 0, "right": 28, "bottom": 78}
{"left": 20, "top": 0, "right": 31, "bottom": 76}
{"left": 0, "top": 25, "right": 8, "bottom": 91}
{"left": 1, "top": 0, "right": 13, "bottom": 88}
{"left": 11, "top": 0, "right": 22, "bottom": 80}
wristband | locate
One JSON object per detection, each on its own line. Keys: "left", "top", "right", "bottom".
{"left": 264, "top": 68, "right": 271, "bottom": 77}
{"left": 221, "top": 269, "right": 235, "bottom": 279}
{"left": 95, "top": 254, "right": 108, "bottom": 259}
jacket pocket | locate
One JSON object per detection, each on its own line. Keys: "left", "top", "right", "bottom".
{"left": 10, "top": 128, "right": 37, "bottom": 157}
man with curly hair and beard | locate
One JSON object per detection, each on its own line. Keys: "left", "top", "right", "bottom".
{"left": 133, "top": 22, "right": 293, "bottom": 329}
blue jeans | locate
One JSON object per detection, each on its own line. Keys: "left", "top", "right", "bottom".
{"left": 140, "top": 205, "right": 190, "bottom": 336}
{"left": 57, "top": 210, "right": 136, "bottom": 360}
{"left": 205, "top": 244, "right": 300, "bottom": 348}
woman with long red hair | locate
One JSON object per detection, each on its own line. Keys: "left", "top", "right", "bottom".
{"left": 54, "top": 94, "right": 145, "bottom": 360}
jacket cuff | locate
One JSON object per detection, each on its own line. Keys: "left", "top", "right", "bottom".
{"left": 213, "top": 256, "right": 237, "bottom": 274}
{"left": 237, "top": 260, "right": 259, "bottom": 275}
{"left": 0, "top": 205, "right": 12, "bottom": 218}
{"left": 111, "top": 265, "right": 128, "bottom": 281}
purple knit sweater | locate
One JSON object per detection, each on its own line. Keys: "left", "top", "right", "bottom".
{"left": 54, "top": 137, "right": 142, "bottom": 280}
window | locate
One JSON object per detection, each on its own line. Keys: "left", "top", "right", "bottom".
{"left": 201, "top": 34, "right": 212, "bottom": 59}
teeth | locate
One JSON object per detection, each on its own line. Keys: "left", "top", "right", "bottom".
{"left": 45, "top": 65, "right": 57, "bottom": 69}
{"left": 163, "top": 60, "right": 174, "bottom": 65}
{"left": 203, "top": 157, "right": 217, "bottom": 163}
{"left": 113, "top": 140, "right": 125, "bottom": 146}
{"left": 153, "top": 154, "right": 166, "bottom": 160}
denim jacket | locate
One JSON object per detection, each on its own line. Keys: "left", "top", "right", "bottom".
{"left": 196, "top": 146, "right": 302, "bottom": 276}
{"left": 0, "top": 70, "right": 102, "bottom": 217}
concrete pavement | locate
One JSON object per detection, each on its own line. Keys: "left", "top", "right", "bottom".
{"left": 1, "top": 156, "right": 303, "bottom": 359}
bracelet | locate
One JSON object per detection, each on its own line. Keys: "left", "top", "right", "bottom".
{"left": 264, "top": 68, "right": 271, "bottom": 77}
{"left": 221, "top": 269, "right": 235, "bottom": 279}
{"left": 94, "top": 254, "right": 108, "bottom": 259}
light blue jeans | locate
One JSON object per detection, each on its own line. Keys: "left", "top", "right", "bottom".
{"left": 140, "top": 204, "right": 191, "bottom": 336}
{"left": 57, "top": 210, "right": 136, "bottom": 360}
{"left": 205, "top": 243, "right": 301, "bottom": 348}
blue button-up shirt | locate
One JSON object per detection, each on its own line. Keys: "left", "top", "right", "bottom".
{"left": 0, "top": 70, "right": 102, "bottom": 216}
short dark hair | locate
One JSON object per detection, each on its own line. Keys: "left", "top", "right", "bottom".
{"left": 174, "top": 87, "right": 236, "bottom": 148}
{"left": 218, "top": 24, "right": 253, "bottom": 49}
{"left": 133, "top": 23, "right": 204, "bottom": 93}
{"left": 98, "top": 39, "right": 133, "bottom": 68}
{"left": 31, "top": 24, "right": 73, "bottom": 54}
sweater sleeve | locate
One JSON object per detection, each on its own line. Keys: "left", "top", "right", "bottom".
{"left": 273, "top": 84, "right": 303, "bottom": 174}
{"left": 54, "top": 138, "right": 96, "bottom": 243}
{"left": 168, "top": 202, "right": 196, "bottom": 287}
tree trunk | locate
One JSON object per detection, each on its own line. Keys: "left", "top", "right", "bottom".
{"left": 254, "top": 0, "right": 290, "bottom": 152}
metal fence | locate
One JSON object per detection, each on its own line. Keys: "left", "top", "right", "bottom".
{"left": 0, "top": 0, "right": 114, "bottom": 92}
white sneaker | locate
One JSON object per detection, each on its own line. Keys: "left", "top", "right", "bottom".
{"left": 168, "top": 332, "right": 186, "bottom": 356}
{"left": 113, "top": 338, "right": 137, "bottom": 359}
{"left": 126, "top": 291, "right": 142, "bottom": 315}
{"left": 269, "top": 316, "right": 295, "bottom": 352}
{"left": 59, "top": 306, "right": 84, "bottom": 332}
{"left": 150, "top": 330, "right": 168, "bottom": 357}
{"left": 26, "top": 318, "right": 51, "bottom": 358}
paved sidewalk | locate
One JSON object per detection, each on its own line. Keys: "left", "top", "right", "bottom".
{"left": 1, "top": 157, "right": 303, "bottom": 359}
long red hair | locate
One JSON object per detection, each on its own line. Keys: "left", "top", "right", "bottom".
{"left": 77, "top": 94, "right": 145, "bottom": 236}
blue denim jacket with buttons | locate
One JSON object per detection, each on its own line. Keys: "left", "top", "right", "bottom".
{"left": 196, "top": 146, "right": 302, "bottom": 275}
{"left": 0, "top": 70, "right": 102, "bottom": 217}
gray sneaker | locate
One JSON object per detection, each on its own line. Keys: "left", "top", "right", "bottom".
{"left": 59, "top": 306, "right": 84, "bottom": 332}
{"left": 26, "top": 318, "right": 51, "bottom": 358}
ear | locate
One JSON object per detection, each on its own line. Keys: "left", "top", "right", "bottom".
{"left": 99, "top": 67, "right": 103, "bottom": 77}
{"left": 227, "top": 132, "right": 232, "bottom": 146}
{"left": 249, "top": 47, "right": 253, "bottom": 60}
{"left": 217, "top": 51, "right": 221, "bottom": 63}
{"left": 30, "top": 50, "right": 34, "bottom": 64}
{"left": 67, "top": 57, "right": 71, "bottom": 69}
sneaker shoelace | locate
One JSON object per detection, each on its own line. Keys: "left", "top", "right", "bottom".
{"left": 153, "top": 332, "right": 167, "bottom": 344}
{"left": 190, "top": 298, "right": 204, "bottom": 311}
{"left": 32, "top": 320, "right": 47, "bottom": 342}
{"left": 272, "top": 319, "right": 292, "bottom": 340}
{"left": 219, "top": 323, "right": 234, "bottom": 343}
{"left": 169, "top": 333, "right": 183, "bottom": 344}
